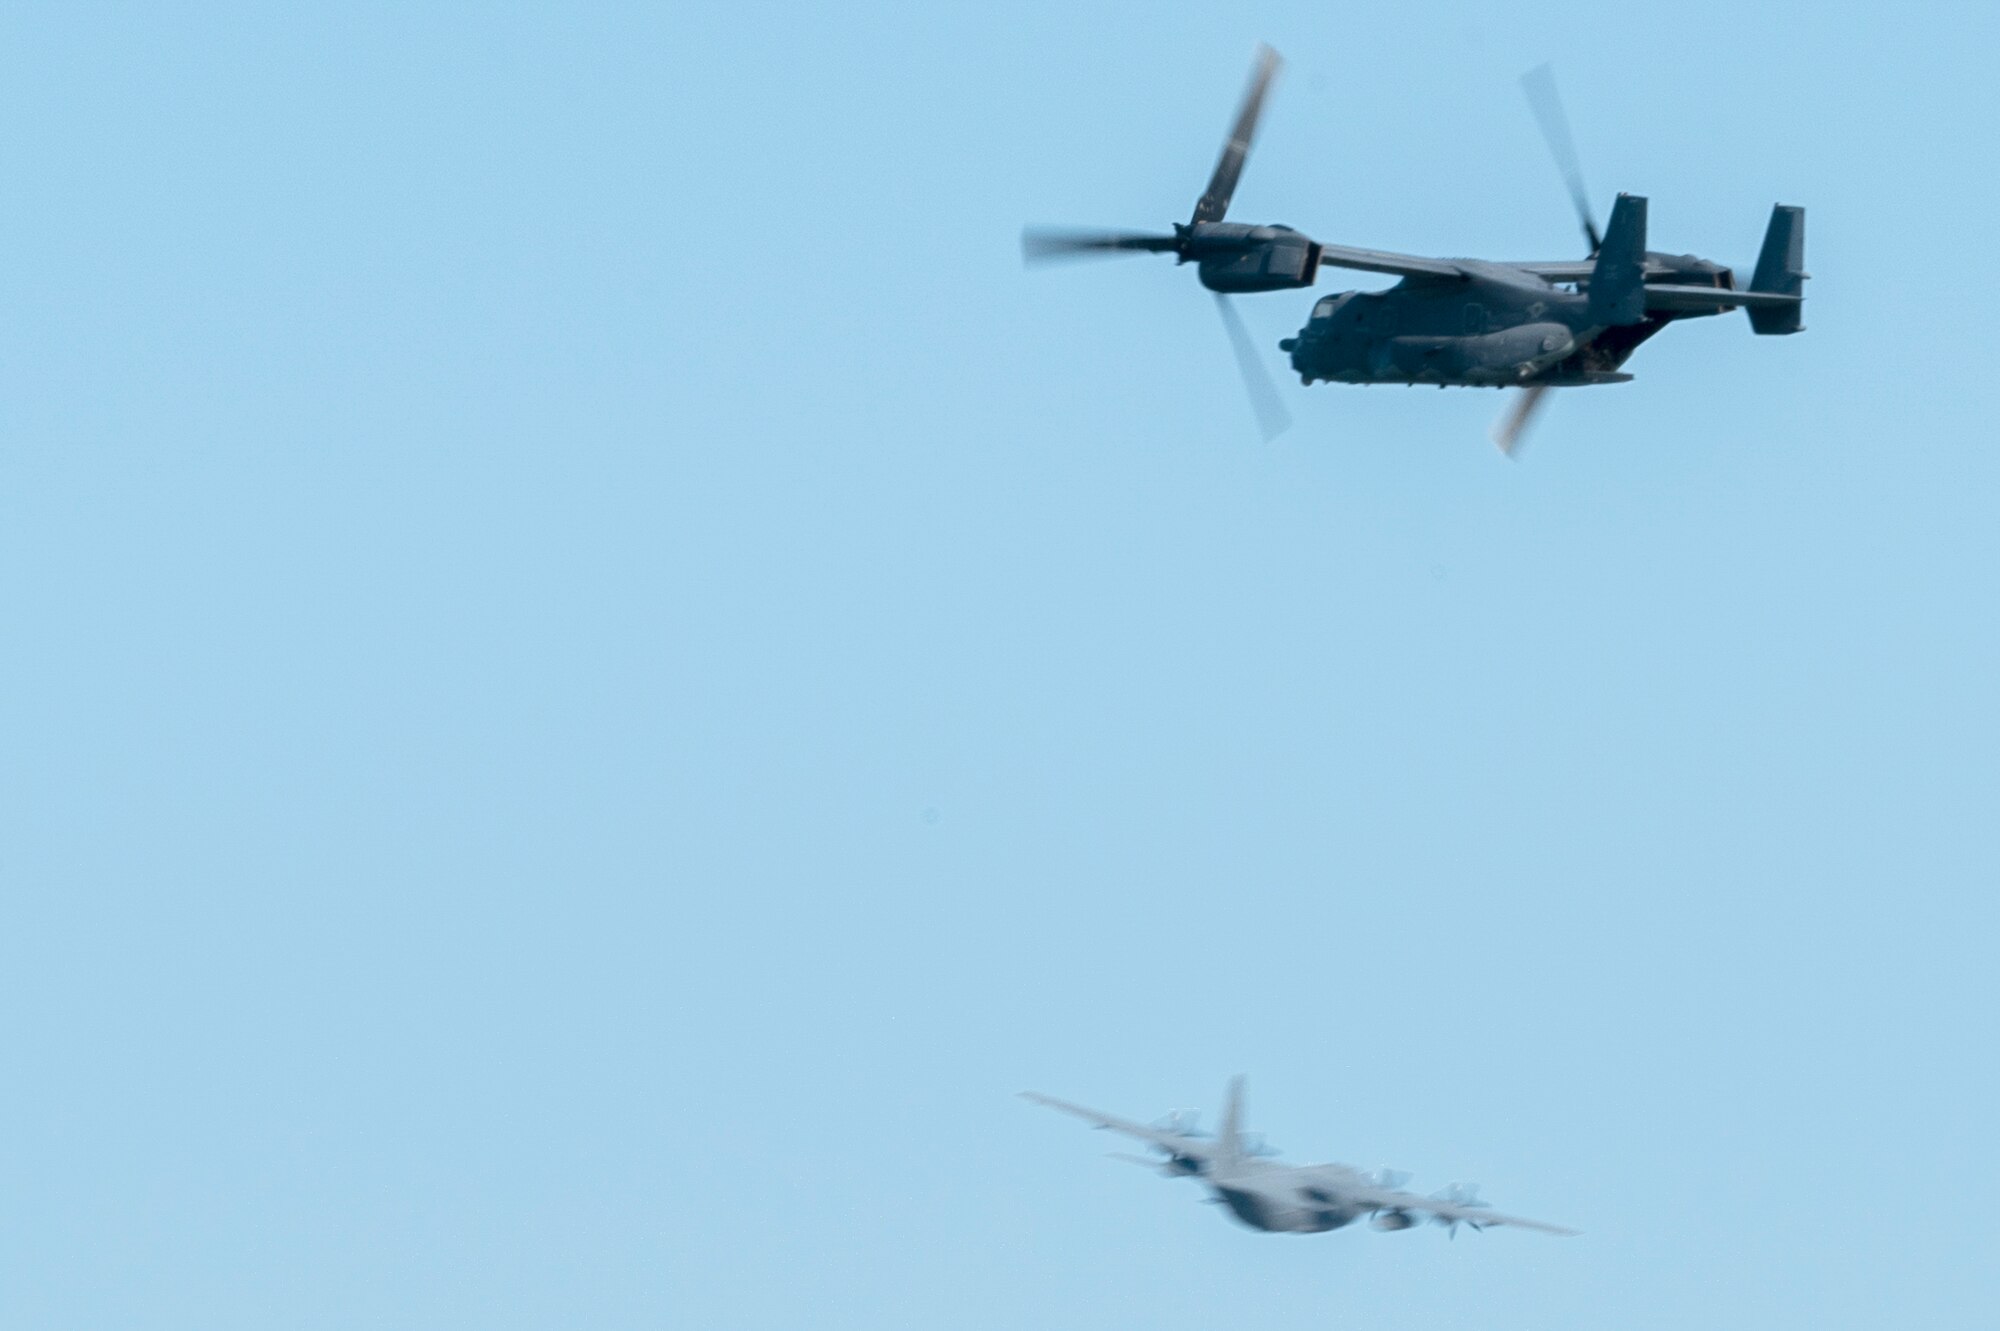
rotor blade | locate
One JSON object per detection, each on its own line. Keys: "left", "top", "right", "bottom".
{"left": 1021, "top": 227, "right": 1180, "bottom": 264}
{"left": 1192, "top": 44, "right": 1282, "bottom": 225}
{"left": 1491, "top": 384, "right": 1552, "bottom": 457}
{"left": 1519, "top": 65, "right": 1601, "bottom": 254}
{"left": 1214, "top": 293, "right": 1292, "bottom": 441}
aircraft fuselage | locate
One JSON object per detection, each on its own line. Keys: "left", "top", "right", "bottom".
{"left": 1205, "top": 1160, "right": 1372, "bottom": 1234}
{"left": 1281, "top": 254, "right": 1734, "bottom": 390}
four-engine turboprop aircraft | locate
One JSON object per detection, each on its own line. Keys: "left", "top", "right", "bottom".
{"left": 1022, "top": 1077, "right": 1576, "bottom": 1239}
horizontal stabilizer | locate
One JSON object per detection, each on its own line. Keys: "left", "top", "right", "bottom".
{"left": 1644, "top": 284, "right": 1803, "bottom": 314}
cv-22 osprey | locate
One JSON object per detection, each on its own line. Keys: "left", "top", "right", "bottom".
{"left": 1023, "top": 49, "right": 1807, "bottom": 451}
{"left": 1279, "top": 189, "right": 1805, "bottom": 450}
{"left": 1022, "top": 1077, "right": 1575, "bottom": 1239}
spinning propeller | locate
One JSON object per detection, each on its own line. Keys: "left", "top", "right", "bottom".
{"left": 1430, "top": 1181, "right": 1494, "bottom": 1238}
{"left": 1521, "top": 64, "right": 1602, "bottom": 257}
{"left": 1151, "top": 1109, "right": 1207, "bottom": 1137}
{"left": 1491, "top": 383, "right": 1553, "bottom": 458}
{"left": 1023, "top": 45, "right": 1297, "bottom": 441}
{"left": 1495, "top": 65, "right": 1602, "bottom": 457}
{"left": 1108, "top": 1151, "right": 1183, "bottom": 1176}
{"left": 1021, "top": 43, "right": 1281, "bottom": 266}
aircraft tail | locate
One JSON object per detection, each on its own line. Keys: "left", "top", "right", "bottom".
{"left": 1214, "top": 1075, "right": 1246, "bottom": 1168}
{"left": 1746, "top": 204, "right": 1806, "bottom": 334}
{"left": 1586, "top": 193, "right": 1647, "bottom": 326}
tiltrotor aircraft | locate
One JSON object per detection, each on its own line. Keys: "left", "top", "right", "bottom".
{"left": 1023, "top": 49, "right": 1807, "bottom": 452}
{"left": 1022, "top": 1077, "right": 1576, "bottom": 1238}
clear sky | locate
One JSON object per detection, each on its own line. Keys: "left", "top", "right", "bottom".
{"left": 2, "top": 3, "right": 1996, "bottom": 1328}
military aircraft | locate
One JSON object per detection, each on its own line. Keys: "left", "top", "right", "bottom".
{"left": 1022, "top": 43, "right": 1308, "bottom": 440}
{"left": 1022, "top": 49, "right": 1807, "bottom": 452}
{"left": 1021, "top": 1077, "right": 1576, "bottom": 1238}
{"left": 1279, "top": 190, "right": 1805, "bottom": 451}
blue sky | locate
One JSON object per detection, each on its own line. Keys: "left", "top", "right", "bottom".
{"left": 2, "top": 3, "right": 1996, "bottom": 1328}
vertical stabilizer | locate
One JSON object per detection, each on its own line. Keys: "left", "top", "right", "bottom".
{"left": 1747, "top": 204, "right": 1806, "bottom": 334}
{"left": 1215, "top": 1075, "right": 1246, "bottom": 1168}
{"left": 1586, "top": 193, "right": 1647, "bottom": 326}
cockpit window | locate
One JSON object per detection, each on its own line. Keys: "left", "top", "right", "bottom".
{"left": 1312, "top": 297, "right": 1339, "bottom": 319}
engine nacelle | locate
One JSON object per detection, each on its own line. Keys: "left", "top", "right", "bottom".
{"left": 1370, "top": 1209, "right": 1418, "bottom": 1232}
{"left": 1197, "top": 238, "right": 1320, "bottom": 293}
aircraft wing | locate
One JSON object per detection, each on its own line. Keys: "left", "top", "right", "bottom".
{"left": 1352, "top": 1183, "right": 1579, "bottom": 1237}
{"left": 1019, "top": 1091, "right": 1214, "bottom": 1162}
{"left": 1510, "top": 257, "right": 1680, "bottom": 283}
{"left": 1310, "top": 247, "right": 1704, "bottom": 285}
{"left": 1312, "top": 243, "right": 1465, "bottom": 280}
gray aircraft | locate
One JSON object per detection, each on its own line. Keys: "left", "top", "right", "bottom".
{"left": 1023, "top": 50, "right": 1807, "bottom": 451}
{"left": 1022, "top": 1077, "right": 1576, "bottom": 1238}
{"left": 1278, "top": 190, "right": 1805, "bottom": 451}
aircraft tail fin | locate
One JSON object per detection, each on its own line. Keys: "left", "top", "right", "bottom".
{"left": 1586, "top": 193, "right": 1647, "bottom": 326}
{"left": 1746, "top": 204, "right": 1806, "bottom": 334}
{"left": 1214, "top": 1075, "right": 1246, "bottom": 1167}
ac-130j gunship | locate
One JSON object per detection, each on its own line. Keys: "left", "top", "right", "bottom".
{"left": 1023, "top": 1077, "right": 1576, "bottom": 1239}
{"left": 1023, "top": 50, "right": 1807, "bottom": 452}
